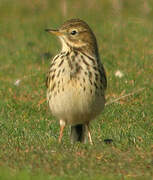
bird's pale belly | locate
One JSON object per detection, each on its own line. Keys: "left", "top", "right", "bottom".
{"left": 47, "top": 81, "right": 105, "bottom": 125}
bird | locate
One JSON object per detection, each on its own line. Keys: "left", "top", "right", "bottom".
{"left": 45, "top": 19, "right": 107, "bottom": 144}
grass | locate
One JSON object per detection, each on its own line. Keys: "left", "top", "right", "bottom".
{"left": 0, "top": 0, "right": 153, "bottom": 179}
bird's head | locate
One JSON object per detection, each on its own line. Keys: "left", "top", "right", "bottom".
{"left": 45, "top": 19, "right": 99, "bottom": 56}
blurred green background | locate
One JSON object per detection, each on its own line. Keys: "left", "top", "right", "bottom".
{"left": 0, "top": 0, "right": 153, "bottom": 179}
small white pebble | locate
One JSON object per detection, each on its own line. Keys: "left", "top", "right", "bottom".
{"left": 115, "top": 70, "right": 124, "bottom": 78}
{"left": 14, "top": 79, "right": 21, "bottom": 86}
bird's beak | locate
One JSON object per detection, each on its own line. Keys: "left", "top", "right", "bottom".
{"left": 45, "top": 29, "right": 63, "bottom": 36}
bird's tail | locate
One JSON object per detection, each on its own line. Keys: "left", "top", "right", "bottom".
{"left": 70, "top": 124, "right": 86, "bottom": 143}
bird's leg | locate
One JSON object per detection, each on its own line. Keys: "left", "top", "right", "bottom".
{"left": 86, "top": 122, "right": 93, "bottom": 145}
{"left": 58, "top": 120, "right": 66, "bottom": 143}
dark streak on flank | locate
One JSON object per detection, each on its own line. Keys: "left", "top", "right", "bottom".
{"left": 51, "top": 83, "right": 56, "bottom": 91}
{"left": 62, "top": 68, "right": 65, "bottom": 73}
{"left": 49, "top": 62, "right": 55, "bottom": 69}
{"left": 93, "top": 66, "right": 98, "bottom": 71}
{"left": 95, "top": 73, "right": 99, "bottom": 81}
{"left": 65, "top": 51, "right": 70, "bottom": 56}
{"left": 53, "top": 54, "right": 59, "bottom": 62}
{"left": 80, "top": 51, "right": 96, "bottom": 65}
{"left": 94, "top": 82, "right": 98, "bottom": 89}
{"left": 89, "top": 71, "right": 92, "bottom": 78}
{"left": 67, "top": 56, "right": 73, "bottom": 70}
{"left": 81, "top": 55, "right": 89, "bottom": 66}
{"left": 58, "top": 59, "right": 64, "bottom": 67}
{"left": 46, "top": 76, "right": 49, "bottom": 88}
{"left": 84, "top": 71, "right": 88, "bottom": 75}
{"left": 57, "top": 70, "right": 61, "bottom": 77}
{"left": 51, "top": 74, "right": 55, "bottom": 80}
{"left": 75, "top": 63, "right": 82, "bottom": 74}
{"left": 89, "top": 79, "right": 93, "bottom": 85}
{"left": 60, "top": 55, "right": 65, "bottom": 59}
{"left": 49, "top": 68, "right": 56, "bottom": 73}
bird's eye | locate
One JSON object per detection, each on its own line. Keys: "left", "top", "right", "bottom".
{"left": 70, "top": 30, "right": 77, "bottom": 35}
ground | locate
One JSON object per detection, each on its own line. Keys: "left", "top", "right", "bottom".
{"left": 0, "top": 0, "right": 153, "bottom": 179}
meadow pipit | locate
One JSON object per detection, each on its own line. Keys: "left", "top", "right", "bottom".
{"left": 45, "top": 19, "right": 107, "bottom": 144}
